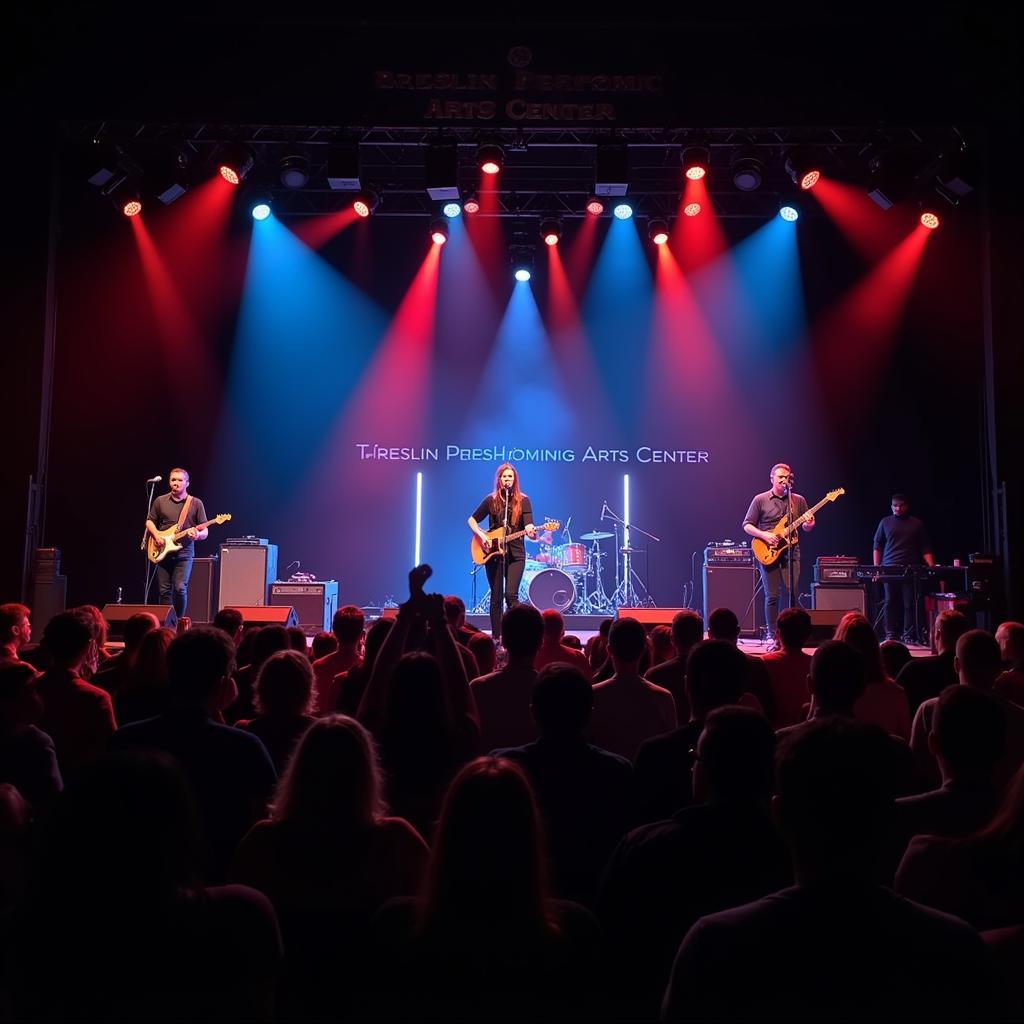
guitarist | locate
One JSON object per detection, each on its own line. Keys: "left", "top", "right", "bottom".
{"left": 743, "top": 463, "right": 815, "bottom": 649}
{"left": 145, "top": 468, "right": 208, "bottom": 617}
{"left": 467, "top": 464, "right": 537, "bottom": 643}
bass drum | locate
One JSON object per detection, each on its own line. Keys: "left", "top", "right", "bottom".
{"left": 526, "top": 568, "right": 576, "bottom": 613}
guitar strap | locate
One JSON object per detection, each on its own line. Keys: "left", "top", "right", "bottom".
{"left": 174, "top": 495, "right": 194, "bottom": 533}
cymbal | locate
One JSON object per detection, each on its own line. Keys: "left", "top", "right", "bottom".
{"left": 579, "top": 531, "right": 613, "bottom": 541}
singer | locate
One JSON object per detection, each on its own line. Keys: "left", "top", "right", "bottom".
{"left": 144, "top": 468, "right": 208, "bottom": 617}
{"left": 467, "top": 463, "right": 536, "bottom": 642}
{"left": 742, "top": 463, "right": 814, "bottom": 648}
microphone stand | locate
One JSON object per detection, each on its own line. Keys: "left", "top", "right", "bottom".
{"left": 501, "top": 487, "right": 511, "bottom": 628}
{"left": 603, "top": 504, "right": 661, "bottom": 608}
{"left": 142, "top": 479, "right": 159, "bottom": 603}
{"left": 785, "top": 484, "right": 797, "bottom": 610}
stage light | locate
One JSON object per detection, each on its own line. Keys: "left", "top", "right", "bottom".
{"left": 217, "top": 142, "right": 254, "bottom": 185}
{"left": 515, "top": 267, "right": 532, "bottom": 282}
{"left": 463, "top": 192, "right": 480, "bottom": 214}
{"left": 510, "top": 245, "right": 534, "bottom": 281}
{"left": 146, "top": 146, "right": 189, "bottom": 205}
{"left": 920, "top": 211, "right": 940, "bottom": 230}
{"left": 683, "top": 202, "right": 701, "bottom": 217}
{"left": 785, "top": 148, "right": 821, "bottom": 190}
{"left": 613, "top": 202, "right": 634, "bottom": 220}
{"left": 648, "top": 219, "right": 669, "bottom": 245}
{"left": 866, "top": 144, "right": 920, "bottom": 210}
{"left": 83, "top": 139, "right": 125, "bottom": 189}
{"left": 430, "top": 219, "right": 449, "bottom": 245}
{"left": 250, "top": 192, "right": 273, "bottom": 220}
{"left": 443, "top": 201, "right": 462, "bottom": 218}
{"left": 279, "top": 155, "right": 310, "bottom": 189}
{"left": 779, "top": 205, "right": 799, "bottom": 221}
{"left": 540, "top": 218, "right": 562, "bottom": 246}
{"left": 352, "top": 188, "right": 380, "bottom": 218}
{"left": 682, "top": 145, "right": 709, "bottom": 181}
{"left": 731, "top": 145, "right": 763, "bottom": 191}
{"left": 477, "top": 143, "right": 504, "bottom": 175}
{"left": 414, "top": 472, "right": 423, "bottom": 568}
{"left": 586, "top": 196, "right": 605, "bottom": 215}
{"left": 427, "top": 140, "right": 460, "bottom": 200}
{"left": 595, "top": 142, "right": 629, "bottom": 197}
{"left": 326, "top": 142, "right": 361, "bottom": 190}
{"left": 121, "top": 196, "right": 142, "bottom": 218}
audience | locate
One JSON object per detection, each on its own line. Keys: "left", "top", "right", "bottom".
{"left": 491, "top": 664, "right": 634, "bottom": 905}
{"left": 644, "top": 609, "right": 704, "bottom": 723}
{"left": 235, "top": 650, "right": 318, "bottom": 774}
{"left": 310, "top": 629, "right": 338, "bottom": 661}
{"left": 759, "top": 607, "right": 812, "bottom": 727}
{"left": 648, "top": 624, "right": 674, "bottom": 667}
{"left": 334, "top": 616, "right": 392, "bottom": 716}
{"left": 443, "top": 594, "right": 480, "bottom": 647}
{"left": 113, "top": 625, "right": 174, "bottom": 726}
{"left": 286, "top": 626, "right": 308, "bottom": 654}
{"left": 880, "top": 638, "right": 914, "bottom": 681}
{"left": 0, "top": 662, "right": 62, "bottom": 810}
{"left": 229, "top": 624, "right": 292, "bottom": 723}
{"left": 776, "top": 639, "right": 866, "bottom": 741}
{"left": 92, "top": 611, "right": 159, "bottom": 696}
{"left": 467, "top": 630, "right": 496, "bottom": 676}
{"left": 534, "top": 609, "right": 593, "bottom": 679}
{"left": 212, "top": 606, "right": 245, "bottom": 646}
{"left": 995, "top": 620, "right": 1024, "bottom": 705}
{"left": 897, "top": 609, "right": 969, "bottom": 714}
{"left": 836, "top": 612, "right": 912, "bottom": 739}
{"left": 662, "top": 718, "right": 1007, "bottom": 1020}
{"left": 707, "top": 606, "right": 774, "bottom": 718}
{"left": 589, "top": 617, "right": 676, "bottom": 760}
{"left": 311, "top": 606, "right": 365, "bottom": 715}
{"left": 0, "top": 603, "right": 33, "bottom": 664}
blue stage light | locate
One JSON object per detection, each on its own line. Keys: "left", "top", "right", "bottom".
{"left": 779, "top": 205, "right": 799, "bottom": 222}
{"left": 251, "top": 202, "right": 271, "bottom": 221}
{"left": 443, "top": 201, "right": 462, "bottom": 218}
{"left": 613, "top": 202, "right": 634, "bottom": 220}
{"left": 514, "top": 268, "right": 532, "bottom": 282}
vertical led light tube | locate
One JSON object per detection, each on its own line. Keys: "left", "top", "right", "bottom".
{"left": 623, "top": 474, "right": 631, "bottom": 589}
{"left": 415, "top": 472, "right": 423, "bottom": 567}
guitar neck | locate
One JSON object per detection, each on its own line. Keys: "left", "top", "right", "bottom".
{"left": 171, "top": 518, "right": 216, "bottom": 541}
{"left": 787, "top": 495, "right": 833, "bottom": 533}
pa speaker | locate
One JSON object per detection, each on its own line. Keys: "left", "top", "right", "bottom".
{"left": 226, "top": 605, "right": 299, "bottom": 628}
{"left": 188, "top": 557, "right": 217, "bottom": 625}
{"left": 807, "top": 608, "right": 847, "bottom": 647}
{"left": 218, "top": 544, "right": 278, "bottom": 609}
{"left": 616, "top": 607, "right": 685, "bottom": 629}
{"left": 703, "top": 565, "right": 759, "bottom": 637}
{"left": 101, "top": 604, "right": 177, "bottom": 640}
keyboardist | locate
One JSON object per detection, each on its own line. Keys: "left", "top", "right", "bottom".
{"left": 872, "top": 494, "right": 935, "bottom": 643}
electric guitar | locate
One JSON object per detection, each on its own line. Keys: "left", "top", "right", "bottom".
{"left": 146, "top": 513, "right": 233, "bottom": 564}
{"left": 471, "top": 520, "right": 561, "bottom": 565}
{"left": 751, "top": 489, "right": 845, "bottom": 566}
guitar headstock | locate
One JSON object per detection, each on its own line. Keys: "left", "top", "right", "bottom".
{"left": 213, "top": 513, "right": 233, "bottom": 524}
{"left": 825, "top": 489, "right": 845, "bottom": 502}
{"left": 541, "top": 520, "right": 560, "bottom": 531}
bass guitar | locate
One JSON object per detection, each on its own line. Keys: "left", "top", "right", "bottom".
{"left": 146, "top": 513, "right": 233, "bottom": 564}
{"left": 471, "top": 520, "right": 561, "bottom": 566}
{"left": 751, "top": 489, "right": 844, "bottom": 567}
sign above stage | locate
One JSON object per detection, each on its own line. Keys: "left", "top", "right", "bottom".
{"left": 354, "top": 443, "right": 710, "bottom": 466}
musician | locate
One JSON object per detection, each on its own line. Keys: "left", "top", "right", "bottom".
{"left": 872, "top": 494, "right": 934, "bottom": 643}
{"left": 145, "top": 468, "right": 208, "bottom": 617}
{"left": 743, "top": 464, "right": 814, "bottom": 647}
{"left": 468, "top": 464, "right": 536, "bottom": 643}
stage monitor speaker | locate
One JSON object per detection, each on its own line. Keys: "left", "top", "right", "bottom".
{"left": 269, "top": 581, "right": 339, "bottom": 635}
{"left": 188, "top": 557, "right": 217, "bottom": 625}
{"left": 616, "top": 607, "right": 685, "bottom": 629}
{"left": 101, "top": 603, "right": 177, "bottom": 640}
{"left": 218, "top": 544, "right": 278, "bottom": 610}
{"left": 807, "top": 608, "right": 847, "bottom": 646}
{"left": 703, "top": 565, "right": 759, "bottom": 637}
{"left": 226, "top": 605, "right": 299, "bottom": 629}
{"left": 811, "top": 583, "right": 866, "bottom": 615}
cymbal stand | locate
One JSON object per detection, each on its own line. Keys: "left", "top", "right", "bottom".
{"left": 603, "top": 504, "right": 660, "bottom": 609}
{"left": 578, "top": 538, "right": 615, "bottom": 615}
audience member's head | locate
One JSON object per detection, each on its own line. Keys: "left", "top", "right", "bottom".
{"left": 40, "top": 610, "right": 96, "bottom": 670}
{"left": 707, "top": 607, "right": 741, "bottom": 643}
{"left": 443, "top": 596, "right": 467, "bottom": 629}
{"left": 599, "top": 618, "right": 613, "bottom": 639}
{"left": 332, "top": 606, "right": 365, "bottom": 647}
{"left": 671, "top": 609, "right": 705, "bottom": 654}
{"left": 423, "top": 757, "right": 549, "bottom": 930}
{"left": 386, "top": 651, "right": 450, "bottom": 740}
{"left": 808, "top": 640, "right": 865, "bottom": 714}
{"left": 775, "top": 718, "right": 900, "bottom": 881}
{"left": 0, "top": 604, "right": 32, "bottom": 654}
{"left": 0, "top": 662, "right": 43, "bottom": 728}
{"left": 996, "top": 621, "right": 1024, "bottom": 668}
{"left": 362, "top": 617, "right": 393, "bottom": 675}
{"left": 530, "top": 664, "right": 593, "bottom": 738}
{"left": 165, "top": 627, "right": 236, "bottom": 708}
{"left": 235, "top": 624, "right": 261, "bottom": 667}
{"left": 311, "top": 631, "right": 338, "bottom": 660}
{"left": 286, "top": 627, "right": 308, "bottom": 654}
{"left": 685, "top": 640, "right": 748, "bottom": 719}
{"left": 650, "top": 624, "right": 674, "bottom": 665}
{"left": 934, "top": 610, "right": 970, "bottom": 655}
{"left": 254, "top": 649, "right": 314, "bottom": 719}
{"left": 501, "top": 605, "right": 544, "bottom": 662}
{"left": 955, "top": 629, "right": 1003, "bottom": 691}
{"left": 834, "top": 612, "right": 887, "bottom": 683}
{"left": 250, "top": 625, "right": 291, "bottom": 670}
{"left": 76, "top": 605, "right": 109, "bottom": 651}
{"left": 880, "top": 639, "right": 913, "bottom": 680}
{"left": 693, "top": 706, "right": 777, "bottom": 805}
{"left": 272, "top": 715, "right": 382, "bottom": 829}
{"left": 608, "top": 617, "right": 647, "bottom": 667}
{"left": 776, "top": 608, "right": 812, "bottom": 653}
{"left": 212, "top": 607, "right": 244, "bottom": 643}
{"left": 562, "top": 634, "right": 583, "bottom": 650}
{"left": 540, "top": 609, "right": 565, "bottom": 644}
{"left": 126, "top": 627, "right": 174, "bottom": 693}
{"left": 930, "top": 685, "right": 1006, "bottom": 784}
{"left": 468, "top": 632, "right": 495, "bottom": 675}
{"left": 123, "top": 612, "right": 160, "bottom": 654}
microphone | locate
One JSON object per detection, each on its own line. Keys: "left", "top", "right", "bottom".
{"left": 146, "top": 475, "right": 162, "bottom": 484}
{"left": 564, "top": 515, "right": 572, "bottom": 533}
{"left": 600, "top": 503, "right": 606, "bottom": 522}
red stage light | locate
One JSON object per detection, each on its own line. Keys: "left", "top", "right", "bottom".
{"left": 122, "top": 199, "right": 142, "bottom": 217}
{"left": 683, "top": 202, "right": 701, "bottom": 217}
{"left": 219, "top": 165, "right": 240, "bottom": 185}
{"left": 586, "top": 198, "right": 605, "bottom": 215}
{"left": 353, "top": 199, "right": 371, "bottom": 218}
{"left": 800, "top": 169, "right": 821, "bottom": 190}
{"left": 481, "top": 160, "right": 500, "bottom": 175}
{"left": 463, "top": 195, "right": 480, "bottom": 214}
{"left": 544, "top": 232, "right": 559, "bottom": 246}
{"left": 432, "top": 231, "right": 447, "bottom": 245}
{"left": 920, "top": 211, "right": 940, "bottom": 230}
{"left": 685, "top": 166, "right": 706, "bottom": 181}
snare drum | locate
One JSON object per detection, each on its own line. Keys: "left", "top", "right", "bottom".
{"left": 554, "top": 543, "right": 586, "bottom": 569}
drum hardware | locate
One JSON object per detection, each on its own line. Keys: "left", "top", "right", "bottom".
{"left": 579, "top": 531, "right": 613, "bottom": 541}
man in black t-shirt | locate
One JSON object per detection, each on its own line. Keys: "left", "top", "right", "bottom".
{"left": 873, "top": 494, "right": 934, "bottom": 643}
{"left": 145, "top": 468, "right": 208, "bottom": 617}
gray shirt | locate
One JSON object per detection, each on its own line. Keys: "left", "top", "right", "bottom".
{"left": 743, "top": 490, "right": 809, "bottom": 544}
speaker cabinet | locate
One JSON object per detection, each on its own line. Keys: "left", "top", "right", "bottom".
{"left": 101, "top": 603, "right": 177, "bottom": 639}
{"left": 807, "top": 608, "right": 847, "bottom": 646}
{"left": 811, "top": 584, "right": 866, "bottom": 615}
{"left": 218, "top": 544, "right": 278, "bottom": 609}
{"left": 703, "top": 565, "right": 759, "bottom": 637}
{"left": 616, "top": 607, "right": 686, "bottom": 629}
{"left": 269, "top": 581, "right": 339, "bottom": 635}
{"left": 225, "top": 605, "right": 299, "bottom": 628}
{"left": 188, "top": 557, "right": 217, "bottom": 625}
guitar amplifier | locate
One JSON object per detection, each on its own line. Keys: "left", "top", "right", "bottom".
{"left": 704, "top": 542, "right": 754, "bottom": 566}
{"left": 814, "top": 557, "right": 860, "bottom": 584}
{"left": 270, "top": 581, "right": 339, "bottom": 634}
